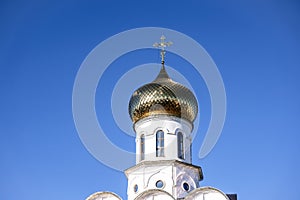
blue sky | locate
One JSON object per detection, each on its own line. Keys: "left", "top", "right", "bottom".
{"left": 1, "top": 0, "right": 300, "bottom": 199}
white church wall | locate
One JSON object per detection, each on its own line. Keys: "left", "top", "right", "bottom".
{"left": 134, "top": 115, "right": 193, "bottom": 163}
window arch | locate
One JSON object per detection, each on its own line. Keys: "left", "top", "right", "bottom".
{"left": 156, "top": 130, "right": 164, "bottom": 157}
{"left": 177, "top": 131, "right": 184, "bottom": 159}
{"left": 141, "top": 134, "right": 145, "bottom": 161}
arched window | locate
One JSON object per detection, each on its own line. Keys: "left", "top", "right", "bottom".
{"left": 177, "top": 132, "right": 184, "bottom": 159}
{"left": 141, "top": 134, "right": 145, "bottom": 161}
{"left": 156, "top": 130, "right": 164, "bottom": 157}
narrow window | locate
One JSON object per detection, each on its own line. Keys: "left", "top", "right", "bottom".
{"left": 177, "top": 132, "right": 184, "bottom": 159}
{"left": 156, "top": 130, "right": 164, "bottom": 157}
{"left": 141, "top": 134, "right": 145, "bottom": 161}
{"left": 134, "top": 184, "right": 138, "bottom": 193}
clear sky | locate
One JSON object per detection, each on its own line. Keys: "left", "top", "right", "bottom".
{"left": 1, "top": 0, "right": 300, "bottom": 199}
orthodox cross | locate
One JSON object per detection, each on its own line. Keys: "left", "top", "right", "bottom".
{"left": 153, "top": 35, "right": 173, "bottom": 65}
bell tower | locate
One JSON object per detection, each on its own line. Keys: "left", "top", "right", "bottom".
{"left": 125, "top": 36, "right": 203, "bottom": 200}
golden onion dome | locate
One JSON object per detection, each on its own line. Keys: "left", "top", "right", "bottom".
{"left": 128, "top": 66, "right": 198, "bottom": 123}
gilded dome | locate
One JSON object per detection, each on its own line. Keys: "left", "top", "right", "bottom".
{"left": 128, "top": 66, "right": 198, "bottom": 123}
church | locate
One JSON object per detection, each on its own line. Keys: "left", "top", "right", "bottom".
{"left": 86, "top": 36, "right": 237, "bottom": 200}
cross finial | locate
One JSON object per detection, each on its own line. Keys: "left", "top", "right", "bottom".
{"left": 153, "top": 35, "right": 173, "bottom": 65}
